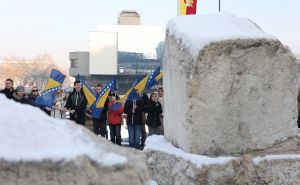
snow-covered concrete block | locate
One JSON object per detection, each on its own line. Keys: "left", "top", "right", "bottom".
{"left": 164, "top": 13, "right": 298, "bottom": 155}
{"left": 145, "top": 136, "right": 300, "bottom": 185}
{"left": 0, "top": 95, "right": 150, "bottom": 185}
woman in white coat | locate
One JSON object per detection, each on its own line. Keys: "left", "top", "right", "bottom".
{"left": 51, "top": 89, "right": 66, "bottom": 119}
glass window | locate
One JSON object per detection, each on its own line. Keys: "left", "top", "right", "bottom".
{"left": 71, "top": 59, "right": 79, "bottom": 68}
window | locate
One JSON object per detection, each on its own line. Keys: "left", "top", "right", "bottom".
{"left": 71, "top": 59, "right": 79, "bottom": 68}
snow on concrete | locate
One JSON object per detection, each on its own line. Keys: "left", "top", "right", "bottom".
{"left": 0, "top": 95, "right": 127, "bottom": 166}
{"left": 167, "top": 12, "right": 277, "bottom": 56}
{"left": 144, "top": 135, "right": 237, "bottom": 168}
{"left": 253, "top": 154, "right": 300, "bottom": 165}
{"left": 150, "top": 180, "right": 158, "bottom": 185}
{"left": 164, "top": 12, "right": 297, "bottom": 155}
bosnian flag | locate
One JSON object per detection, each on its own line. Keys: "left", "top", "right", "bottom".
{"left": 179, "top": 0, "right": 197, "bottom": 16}
{"left": 35, "top": 69, "right": 65, "bottom": 107}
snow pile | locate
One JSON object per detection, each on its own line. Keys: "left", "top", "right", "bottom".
{"left": 150, "top": 180, "right": 158, "bottom": 185}
{"left": 167, "top": 12, "right": 276, "bottom": 56}
{"left": 144, "top": 135, "right": 237, "bottom": 168}
{"left": 0, "top": 95, "right": 127, "bottom": 166}
{"left": 253, "top": 154, "right": 300, "bottom": 165}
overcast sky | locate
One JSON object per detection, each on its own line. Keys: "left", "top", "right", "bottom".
{"left": 0, "top": 0, "right": 299, "bottom": 68}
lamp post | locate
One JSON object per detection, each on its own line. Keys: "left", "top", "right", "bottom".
{"left": 135, "top": 63, "right": 138, "bottom": 76}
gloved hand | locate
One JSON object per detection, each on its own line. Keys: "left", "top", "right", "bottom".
{"left": 45, "top": 107, "right": 52, "bottom": 111}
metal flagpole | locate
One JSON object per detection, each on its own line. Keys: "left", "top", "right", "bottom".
{"left": 219, "top": 0, "right": 221, "bottom": 12}
{"left": 178, "top": 0, "right": 180, "bottom": 16}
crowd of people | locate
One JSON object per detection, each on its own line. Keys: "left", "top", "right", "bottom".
{"left": 0, "top": 78, "right": 164, "bottom": 150}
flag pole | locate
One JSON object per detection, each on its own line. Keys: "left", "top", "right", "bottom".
{"left": 177, "top": 0, "right": 180, "bottom": 16}
{"left": 219, "top": 0, "right": 221, "bottom": 12}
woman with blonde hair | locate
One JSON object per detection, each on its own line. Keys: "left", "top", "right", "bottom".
{"left": 52, "top": 89, "right": 66, "bottom": 119}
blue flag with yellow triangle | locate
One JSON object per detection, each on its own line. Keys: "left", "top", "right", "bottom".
{"left": 35, "top": 69, "right": 65, "bottom": 107}
{"left": 124, "top": 76, "right": 148, "bottom": 101}
{"left": 132, "top": 78, "right": 141, "bottom": 87}
{"left": 120, "top": 67, "right": 162, "bottom": 102}
{"left": 111, "top": 76, "right": 117, "bottom": 93}
{"left": 92, "top": 77, "right": 116, "bottom": 119}
{"left": 146, "top": 66, "right": 161, "bottom": 89}
{"left": 118, "top": 79, "right": 140, "bottom": 103}
{"left": 77, "top": 74, "right": 96, "bottom": 106}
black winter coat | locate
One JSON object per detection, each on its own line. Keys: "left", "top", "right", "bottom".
{"left": 28, "top": 95, "right": 38, "bottom": 105}
{"left": 12, "top": 93, "right": 32, "bottom": 105}
{"left": 124, "top": 98, "right": 145, "bottom": 125}
{"left": 65, "top": 90, "right": 87, "bottom": 125}
{"left": 0, "top": 88, "right": 14, "bottom": 99}
{"left": 28, "top": 95, "right": 51, "bottom": 115}
{"left": 146, "top": 101, "right": 162, "bottom": 128}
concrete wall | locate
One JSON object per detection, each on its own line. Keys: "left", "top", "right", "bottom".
{"left": 69, "top": 52, "right": 89, "bottom": 76}
{"left": 89, "top": 32, "right": 118, "bottom": 75}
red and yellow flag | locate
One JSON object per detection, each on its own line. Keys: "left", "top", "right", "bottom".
{"left": 179, "top": 0, "right": 197, "bottom": 16}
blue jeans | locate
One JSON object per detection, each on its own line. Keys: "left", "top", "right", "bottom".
{"left": 127, "top": 123, "right": 141, "bottom": 149}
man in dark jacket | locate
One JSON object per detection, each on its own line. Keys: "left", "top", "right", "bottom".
{"left": 124, "top": 97, "right": 145, "bottom": 149}
{"left": 65, "top": 81, "right": 87, "bottom": 126}
{"left": 140, "top": 92, "right": 149, "bottom": 148}
{"left": 92, "top": 84, "right": 109, "bottom": 137}
{"left": 0, "top": 78, "right": 14, "bottom": 99}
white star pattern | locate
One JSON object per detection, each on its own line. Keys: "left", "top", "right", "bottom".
{"left": 41, "top": 86, "right": 60, "bottom": 96}
{"left": 95, "top": 81, "right": 114, "bottom": 106}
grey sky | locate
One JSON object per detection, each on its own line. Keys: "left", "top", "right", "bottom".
{"left": 0, "top": 0, "right": 299, "bottom": 68}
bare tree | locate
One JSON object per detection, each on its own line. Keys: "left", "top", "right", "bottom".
{"left": 0, "top": 54, "right": 74, "bottom": 88}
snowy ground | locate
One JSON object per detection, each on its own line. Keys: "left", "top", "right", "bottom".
{"left": 85, "top": 114, "right": 149, "bottom": 146}
{"left": 85, "top": 120, "right": 149, "bottom": 147}
{"left": 144, "top": 135, "right": 237, "bottom": 168}
{"left": 0, "top": 95, "right": 127, "bottom": 166}
{"left": 109, "top": 124, "right": 149, "bottom": 146}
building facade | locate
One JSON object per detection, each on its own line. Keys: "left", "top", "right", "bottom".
{"left": 69, "top": 10, "right": 165, "bottom": 93}
{"left": 69, "top": 52, "right": 89, "bottom": 76}
{"left": 118, "top": 10, "right": 141, "bottom": 25}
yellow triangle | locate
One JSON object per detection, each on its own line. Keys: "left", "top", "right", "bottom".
{"left": 83, "top": 85, "right": 96, "bottom": 105}
{"left": 96, "top": 90, "right": 111, "bottom": 108}
{"left": 155, "top": 72, "right": 163, "bottom": 82}
{"left": 42, "top": 78, "right": 61, "bottom": 92}
{"left": 119, "top": 87, "right": 133, "bottom": 103}
{"left": 135, "top": 75, "right": 149, "bottom": 95}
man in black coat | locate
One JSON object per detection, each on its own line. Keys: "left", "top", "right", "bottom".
{"left": 140, "top": 92, "right": 149, "bottom": 148}
{"left": 65, "top": 81, "right": 87, "bottom": 126}
{"left": 0, "top": 78, "right": 14, "bottom": 99}
{"left": 124, "top": 97, "right": 145, "bottom": 149}
{"left": 91, "top": 84, "right": 109, "bottom": 137}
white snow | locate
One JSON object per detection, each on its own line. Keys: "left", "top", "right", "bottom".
{"left": 150, "top": 180, "right": 158, "bottom": 185}
{"left": 144, "top": 135, "right": 237, "bottom": 168}
{"left": 167, "top": 12, "right": 277, "bottom": 57}
{"left": 253, "top": 154, "right": 300, "bottom": 165}
{"left": 0, "top": 95, "right": 127, "bottom": 166}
